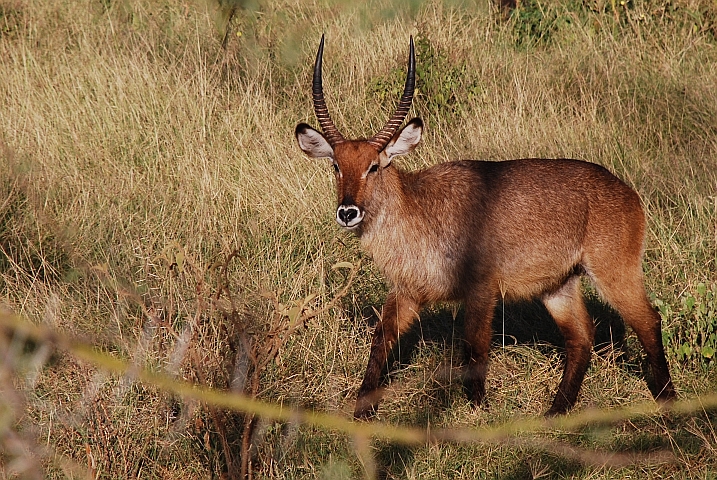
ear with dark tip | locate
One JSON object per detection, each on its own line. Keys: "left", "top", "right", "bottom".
{"left": 379, "top": 117, "right": 423, "bottom": 167}
{"left": 295, "top": 123, "right": 335, "bottom": 160}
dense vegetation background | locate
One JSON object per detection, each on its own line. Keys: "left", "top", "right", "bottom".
{"left": 0, "top": 0, "right": 716, "bottom": 478}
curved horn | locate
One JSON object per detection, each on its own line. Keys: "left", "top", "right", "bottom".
{"left": 312, "top": 34, "right": 345, "bottom": 147}
{"left": 367, "top": 36, "right": 416, "bottom": 151}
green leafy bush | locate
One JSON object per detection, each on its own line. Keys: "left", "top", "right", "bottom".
{"left": 510, "top": 0, "right": 577, "bottom": 46}
{"left": 368, "top": 33, "right": 482, "bottom": 121}
{"left": 657, "top": 282, "right": 717, "bottom": 368}
{"left": 509, "top": 0, "right": 717, "bottom": 46}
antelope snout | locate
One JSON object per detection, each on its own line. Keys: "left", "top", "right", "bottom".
{"left": 336, "top": 205, "right": 364, "bottom": 229}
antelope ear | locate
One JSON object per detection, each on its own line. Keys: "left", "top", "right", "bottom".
{"left": 380, "top": 118, "right": 423, "bottom": 168}
{"left": 295, "top": 123, "right": 334, "bottom": 160}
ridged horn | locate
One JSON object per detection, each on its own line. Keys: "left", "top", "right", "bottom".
{"left": 313, "top": 34, "right": 345, "bottom": 147}
{"left": 367, "top": 36, "right": 416, "bottom": 151}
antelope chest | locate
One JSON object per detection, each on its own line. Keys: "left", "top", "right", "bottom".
{"left": 360, "top": 224, "right": 459, "bottom": 302}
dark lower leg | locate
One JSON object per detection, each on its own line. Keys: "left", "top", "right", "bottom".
{"left": 464, "top": 353, "right": 489, "bottom": 406}
{"left": 546, "top": 340, "right": 593, "bottom": 416}
{"left": 543, "top": 276, "right": 595, "bottom": 416}
{"left": 463, "top": 294, "right": 497, "bottom": 408}
{"left": 630, "top": 310, "right": 676, "bottom": 402}
{"left": 590, "top": 270, "right": 676, "bottom": 404}
{"left": 354, "top": 326, "right": 392, "bottom": 418}
{"left": 354, "top": 292, "right": 420, "bottom": 419}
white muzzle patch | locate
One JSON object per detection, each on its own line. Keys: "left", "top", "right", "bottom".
{"left": 336, "top": 205, "right": 364, "bottom": 229}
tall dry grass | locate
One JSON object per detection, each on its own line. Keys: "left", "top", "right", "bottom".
{"left": 1, "top": 0, "right": 716, "bottom": 478}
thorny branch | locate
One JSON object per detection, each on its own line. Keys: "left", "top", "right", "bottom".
{"left": 213, "top": 251, "right": 361, "bottom": 479}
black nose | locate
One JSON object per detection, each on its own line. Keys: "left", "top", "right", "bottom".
{"left": 338, "top": 206, "right": 359, "bottom": 223}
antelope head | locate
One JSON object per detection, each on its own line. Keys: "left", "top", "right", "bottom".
{"left": 295, "top": 35, "right": 423, "bottom": 230}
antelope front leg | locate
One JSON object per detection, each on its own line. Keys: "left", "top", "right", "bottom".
{"left": 463, "top": 291, "right": 498, "bottom": 408}
{"left": 354, "top": 291, "right": 420, "bottom": 419}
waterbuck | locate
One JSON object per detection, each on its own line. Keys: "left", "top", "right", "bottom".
{"left": 294, "top": 35, "right": 676, "bottom": 418}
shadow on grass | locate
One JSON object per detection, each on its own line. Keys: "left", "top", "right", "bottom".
{"left": 364, "top": 294, "right": 635, "bottom": 479}
{"left": 374, "top": 442, "right": 415, "bottom": 480}
{"left": 369, "top": 408, "right": 716, "bottom": 480}
{"left": 360, "top": 291, "right": 716, "bottom": 479}
{"left": 362, "top": 292, "right": 629, "bottom": 394}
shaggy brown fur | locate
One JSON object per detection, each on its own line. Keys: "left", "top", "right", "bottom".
{"left": 295, "top": 36, "right": 675, "bottom": 418}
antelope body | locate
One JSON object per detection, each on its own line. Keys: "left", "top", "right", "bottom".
{"left": 295, "top": 36, "right": 676, "bottom": 418}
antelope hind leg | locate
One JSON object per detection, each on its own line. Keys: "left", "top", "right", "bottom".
{"left": 542, "top": 276, "right": 596, "bottom": 416}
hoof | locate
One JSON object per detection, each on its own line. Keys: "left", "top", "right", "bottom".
{"left": 544, "top": 401, "right": 572, "bottom": 417}
{"left": 354, "top": 390, "right": 382, "bottom": 420}
{"left": 655, "top": 383, "right": 677, "bottom": 403}
{"left": 354, "top": 401, "right": 378, "bottom": 420}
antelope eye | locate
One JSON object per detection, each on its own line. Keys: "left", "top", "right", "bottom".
{"left": 333, "top": 163, "right": 340, "bottom": 173}
{"left": 368, "top": 164, "right": 379, "bottom": 174}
